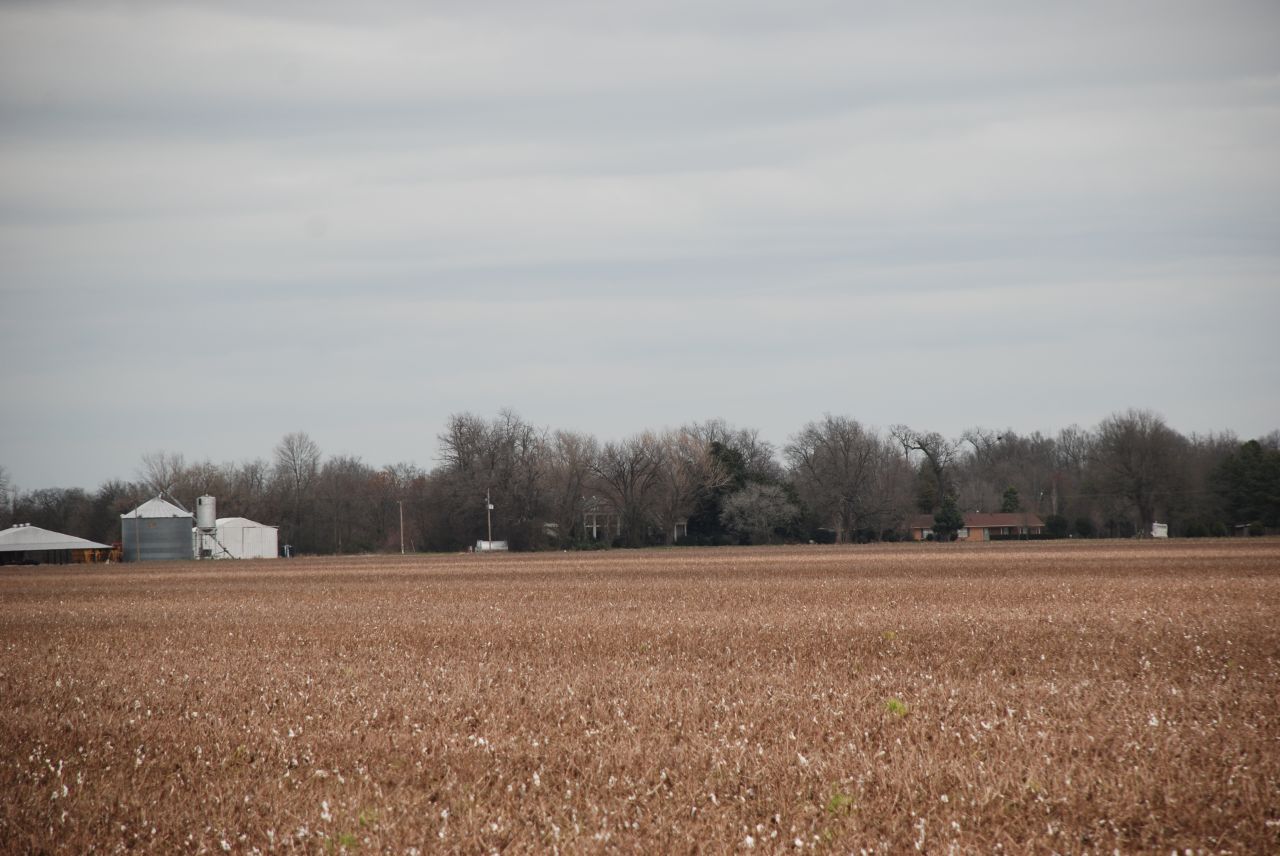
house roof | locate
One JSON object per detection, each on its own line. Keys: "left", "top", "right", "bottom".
{"left": 0, "top": 524, "right": 111, "bottom": 553}
{"left": 964, "top": 512, "right": 1046, "bottom": 528}
{"left": 909, "top": 512, "right": 1046, "bottom": 530}
{"left": 121, "top": 496, "right": 192, "bottom": 519}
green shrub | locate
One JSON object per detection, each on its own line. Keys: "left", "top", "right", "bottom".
{"left": 826, "top": 792, "right": 855, "bottom": 815}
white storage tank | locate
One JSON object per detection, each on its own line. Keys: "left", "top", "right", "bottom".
{"left": 196, "top": 495, "right": 217, "bottom": 531}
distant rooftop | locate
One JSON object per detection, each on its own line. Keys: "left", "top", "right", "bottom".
{"left": 0, "top": 524, "right": 111, "bottom": 552}
{"left": 215, "top": 517, "right": 278, "bottom": 529}
{"left": 121, "top": 496, "right": 192, "bottom": 519}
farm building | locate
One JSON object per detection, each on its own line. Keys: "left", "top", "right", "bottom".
{"left": 195, "top": 517, "right": 279, "bottom": 560}
{"left": 581, "top": 495, "right": 688, "bottom": 543}
{"left": 0, "top": 524, "right": 112, "bottom": 565}
{"left": 121, "top": 496, "right": 195, "bottom": 561}
{"left": 582, "top": 495, "right": 622, "bottom": 541}
{"left": 909, "top": 512, "right": 1046, "bottom": 541}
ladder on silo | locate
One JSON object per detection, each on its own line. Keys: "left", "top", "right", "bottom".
{"left": 199, "top": 528, "right": 235, "bottom": 560}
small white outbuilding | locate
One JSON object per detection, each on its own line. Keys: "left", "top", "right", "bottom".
{"left": 196, "top": 517, "right": 279, "bottom": 560}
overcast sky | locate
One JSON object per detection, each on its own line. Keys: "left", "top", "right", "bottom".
{"left": 2, "top": 1, "right": 1278, "bottom": 490}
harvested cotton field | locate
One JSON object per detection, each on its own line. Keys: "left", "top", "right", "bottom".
{"left": 2, "top": 540, "right": 1278, "bottom": 853}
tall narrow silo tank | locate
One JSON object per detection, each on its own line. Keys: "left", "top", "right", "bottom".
{"left": 196, "top": 495, "right": 217, "bottom": 531}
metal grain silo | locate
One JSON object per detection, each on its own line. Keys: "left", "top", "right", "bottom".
{"left": 121, "top": 496, "right": 195, "bottom": 561}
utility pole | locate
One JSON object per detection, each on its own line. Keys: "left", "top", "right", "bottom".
{"left": 398, "top": 499, "right": 404, "bottom": 555}
{"left": 486, "top": 488, "right": 494, "bottom": 545}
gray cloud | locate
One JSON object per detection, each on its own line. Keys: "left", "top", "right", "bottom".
{"left": 2, "top": 1, "right": 1278, "bottom": 488}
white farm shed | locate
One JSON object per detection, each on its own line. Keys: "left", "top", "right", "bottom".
{"left": 0, "top": 524, "right": 111, "bottom": 565}
{"left": 197, "top": 517, "right": 279, "bottom": 560}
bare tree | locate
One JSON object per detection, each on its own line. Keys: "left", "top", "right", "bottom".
{"left": 436, "top": 412, "right": 489, "bottom": 475}
{"left": 1052, "top": 424, "right": 1096, "bottom": 530}
{"left": 1173, "top": 432, "right": 1238, "bottom": 532}
{"left": 225, "top": 459, "right": 272, "bottom": 522}
{"left": 494, "top": 410, "right": 550, "bottom": 548}
{"left": 432, "top": 412, "right": 493, "bottom": 547}
{"left": 1055, "top": 425, "right": 1092, "bottom": 476}
{"left": 890, "top": 426, "right": 962, "bottom": 511}
{"left": 652, "top": 429, "right": 730, "bottom": 545}
{"left": 544, "top": 430, "right": 599, "bottom": 546}
{"left": 275, "top": 432, "right": 321, "bottom": 497}
{"left": 317, "top": 454, "right": 376, "bottom": 553}
{"left": 956, "top": 428, "right": 1003, "bottom": 511}
{"left": 0, "top": 465, "right": 12, "bottom": 529}
{"left": 591, "top": 432, "right": 663, "bottom": 547}
{"left": 184, "top": 460, "right": 229, "bottom": 500}
{"left": 788, "top": 416, "right": 911, "bottom": 542}
{"left": 137, "top": 451, "right": 188, "bottom": 498}
{"left": 685, "top": 419, "right": 783, "bottom": 483}
{"left": 1089, "top": 409, "right": 1185, "bottom": 534}
{"left": 382, "top": 462, "right": 424, "bottom": 492}
{"left": 274, "top": 431, "right": 321, "bottom": 550}
{"left": 956, "top": 429, "right": 1057, "bottom": 515}
{"left": 433, "top": 410, "right": 549, "bottom": 549}
{"left": 376, "top": 462, "right": 429, "bottom": 551}
{"left": 720, "top": 483, "right": 798, "bottom": 544}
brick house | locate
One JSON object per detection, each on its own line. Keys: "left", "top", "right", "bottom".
{"left": 909, "top": 512, "right": 1046, "bottom": 541}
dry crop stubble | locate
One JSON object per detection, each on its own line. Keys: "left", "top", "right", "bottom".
{"left": 1, "top": 540, "right": 1278, "bottom": 853}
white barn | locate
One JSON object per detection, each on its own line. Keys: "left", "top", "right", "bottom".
{"left": 196, "top": 517, "right": 279, "bottom": 559}
{"left": 0, "top": 524, "right": 111, "bottom": 565}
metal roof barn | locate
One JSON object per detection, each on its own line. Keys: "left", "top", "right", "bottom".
{"left": 0, "top": 524, "right": 111, "bottom": 565}
{"left": 196, "top": 517, "right": 279, "bottom": 560}
{"left": 121, "top": 496, "right": 194, "bottom": 562}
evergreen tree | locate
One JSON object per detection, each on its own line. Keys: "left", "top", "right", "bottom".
{"left": 1215, "top": 440, "right": 1280, "bottom": 528}
{"left": 1000, "top": 486, "right": 1021, "bottom": 513}
{"left": 933, "top": 497, "right": 965, "bottom": 541}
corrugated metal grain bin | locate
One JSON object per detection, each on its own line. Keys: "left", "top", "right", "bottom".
{"left": 121, "top": 496, "right": 195, "bottom": 562}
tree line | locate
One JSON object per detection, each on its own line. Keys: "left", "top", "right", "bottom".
{"left": 2, "top": 408, "right": 1277, "bottom": 553}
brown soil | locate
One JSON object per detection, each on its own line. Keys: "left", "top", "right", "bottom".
{"left": 2, "top": 540, "right": 1278, "bottom": 853}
